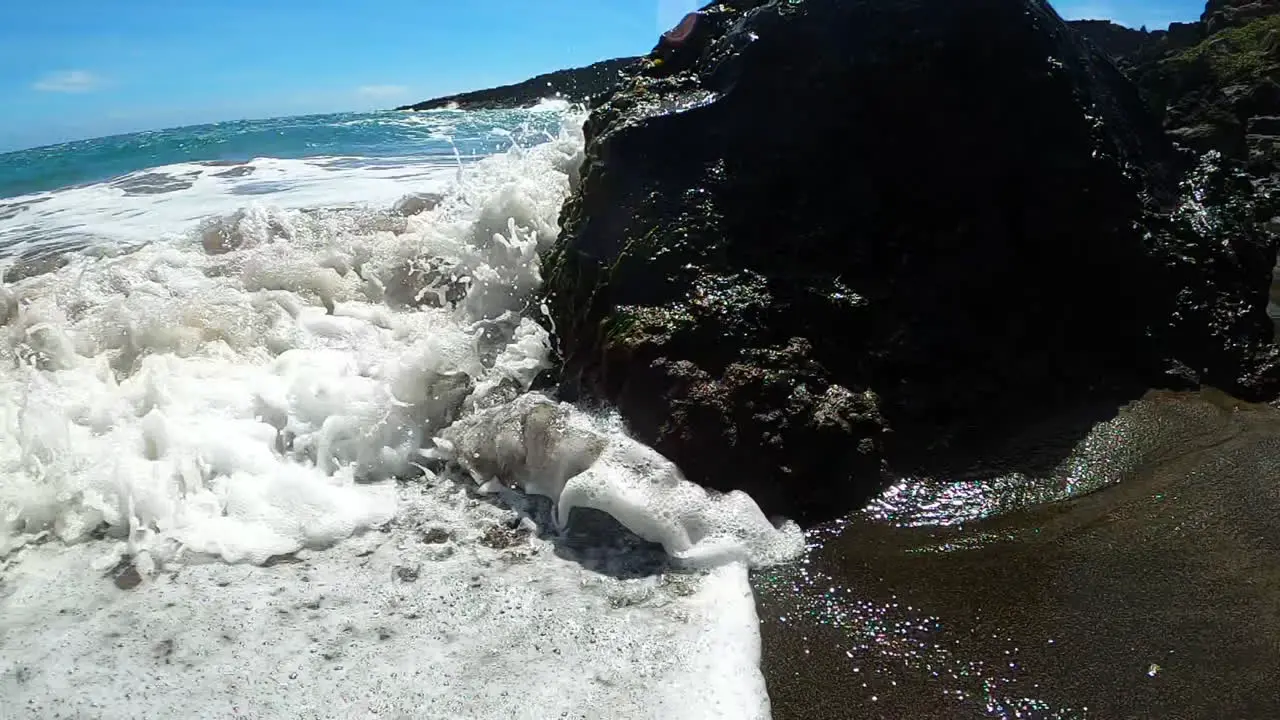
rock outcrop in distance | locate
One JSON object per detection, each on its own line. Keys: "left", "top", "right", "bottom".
{"left": 538, "top": 0, "right": 1280, "bottom": 522}
{"left": 395, "top": 57, "right": 640, "bottom": 111}
{"left": 1070, "top": 0, "right": 1280, "bottom": 180}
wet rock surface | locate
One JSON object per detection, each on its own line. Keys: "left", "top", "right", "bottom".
{"left": 757, "top": 389, "right": 1280, "bottom": 719}
{"left": 540, "top": 0, "right": 1280, "bottom": 521}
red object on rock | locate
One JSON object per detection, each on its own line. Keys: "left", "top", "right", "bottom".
{"left": 662, "top": 12, "right": 700, "bottom": 48}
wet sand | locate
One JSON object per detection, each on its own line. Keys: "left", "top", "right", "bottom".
{"left": 757, "top": 389, "right": 1280, "bottom": 719}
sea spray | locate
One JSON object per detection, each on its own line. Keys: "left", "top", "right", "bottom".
{"left": 0, "top": 108, "right": 798, "bottom": 719}
{"left": 0, "top": 113, "right": 588, "bottom": 563}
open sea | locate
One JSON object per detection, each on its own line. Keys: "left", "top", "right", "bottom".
{"left": 0, "top": 104, "right": 806, "bottom": 718}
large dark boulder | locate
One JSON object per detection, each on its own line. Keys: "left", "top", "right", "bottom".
{"left": 540, "top": 0, "right": 1280, "bottom": 521}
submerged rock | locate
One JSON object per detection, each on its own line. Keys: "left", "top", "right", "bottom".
{"left": 540, "top": 0, "right": 1280, "bottom": 521}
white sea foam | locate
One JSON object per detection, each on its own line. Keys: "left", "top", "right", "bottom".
{"left": 437, "top": 393, "right": 805, "bottom": 568}
{"left": 0, "top": 122, "right": 579, "bottom": 564}
{"left": 0, "top": 155, "right": 459, "bottom": 256}
{"left": 0, "top": 109, "right": 797, "bottom": 718}
{"left": 1, "top": 484, "right": 770, "bottom": 719}
{"left": 530, "top": 97, "right": 576, "bottom": 112}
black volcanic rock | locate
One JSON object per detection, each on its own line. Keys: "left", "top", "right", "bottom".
{"left": 1071, "top": 3, "right": 1280, "bottom": 177}
{"left": 1067, "top": 19, "right": 1204, "bottom": 72}
{"left": 395, "top": 58, "right": 641, "bottom": 111}
{"left": 1068, "top": 19, "right": 1155, "bottom": 63}
{"left": 539, "top": 0, "right": 1280, "bottom": 521}
{"left": 1204, "top": 0, "right": 1280, "bottom": 32}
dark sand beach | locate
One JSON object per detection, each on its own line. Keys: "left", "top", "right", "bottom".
{"left": 759, "top": 389, "right": 1280, "bottom": 718}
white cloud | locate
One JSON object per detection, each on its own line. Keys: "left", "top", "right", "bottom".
{"left": 32, "top": 70, "right": 103, "bottom": 93}
{"left": 356, "top": 84, "right": 410, "bottom": 99}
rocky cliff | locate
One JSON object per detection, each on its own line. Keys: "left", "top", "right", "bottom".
{"left": 1066, "top": 19, "right": 1204, "bottom": 74}
{"left": 1071, "top": 1, "right": 1280, "bottom": 177}
{"left": 395, "top": 57, "right": 640, "bottom": 111}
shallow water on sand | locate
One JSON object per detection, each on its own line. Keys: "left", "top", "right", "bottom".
{"left": 758, "top": 389, "right": 1280, "bottom": 719}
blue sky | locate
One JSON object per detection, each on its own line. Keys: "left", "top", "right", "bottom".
{"left": 0, "top": 0, "right": 1208, "bottom": 151}
{"left": 1057, "top": 0, "right": 1206, "bottom": 29}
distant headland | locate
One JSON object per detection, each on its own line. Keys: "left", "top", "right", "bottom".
{"left": 394, "top": 57, "right": 641, "bottom": 112}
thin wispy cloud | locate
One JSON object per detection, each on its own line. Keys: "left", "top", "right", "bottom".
{"left": 33, "top": 70, "right": 102, "bottom": 93}
{"left": 356, "top": 84, "right": 410, "bottom": 99}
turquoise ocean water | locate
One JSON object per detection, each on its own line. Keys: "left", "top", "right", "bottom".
{"left": 0, "top": 106, "right": 572, "bottom": 259}
{"left": 0, "top": 109, "right": 567, "bottom": 201}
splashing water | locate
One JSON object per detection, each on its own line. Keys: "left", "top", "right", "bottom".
{"left": 0, "top": 115, "right": 581, "bottom": 564}
{"left": 0, "top": 108, "right": 799, "bottom": 718}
